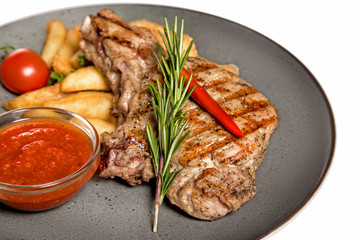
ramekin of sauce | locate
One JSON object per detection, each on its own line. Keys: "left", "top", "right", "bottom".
{"left": 0, "top": 107, "right": 100, "bottom": 211}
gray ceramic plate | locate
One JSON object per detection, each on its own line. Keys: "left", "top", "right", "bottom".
{"left": 0, "top": 4, "right": 335, "bottom": 240}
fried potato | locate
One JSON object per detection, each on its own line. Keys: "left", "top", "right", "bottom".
{"left": 43, "top": 91, "right": 116, "bottom": 123}
{"left": 22, "top": 108, "right": 67, "bottom": 119}
{"left": 2, "top": 83, "right": 67, "bottom": 110}
{"left": 129, "top": 19, "right": 198, "bottom": 57}
{"left": 52, "top": 25, "right": 82, "bottom": 74}
{"left": 60, "top": 66, "right": 110, "bottom": 92}
{"left": 41, "top": 19, "right": 67, "bottom": 68}
{"left": 86, "top": 118, "right": 116, "bottom": 141}
{"left": 69, "top": 49, "right": 85, "bottom": 69}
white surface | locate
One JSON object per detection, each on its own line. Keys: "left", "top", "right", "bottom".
{"left": 0, "top": 0, "right": 358, "bottom": 239}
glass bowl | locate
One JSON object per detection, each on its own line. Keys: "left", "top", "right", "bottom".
{"left": 0, "top": 107, "right": 100, "bottom": 211}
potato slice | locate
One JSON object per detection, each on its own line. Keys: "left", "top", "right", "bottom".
{"left": 52, "top": 25, "right": 82, "bottom": 74}
{"left": 60, "top": 66, "right": 110, "bottom": 92}
{"left": 129, "top": 19, "right": 198, "bottom": 57}
{"left": 41, "top": 19, "right": 67, "bottom": 68}
{"left": 43, "top": 91, "right": 116, "bottom": 123}
{"left": 86, "top": 118, "right": 116, "bottom": 141}
{"left": 2, "top": 83, "right": 67, "bottom": 110}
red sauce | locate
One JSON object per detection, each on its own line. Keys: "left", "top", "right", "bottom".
{"left": 0, "top": 118, "right": 93, "bottom": 185}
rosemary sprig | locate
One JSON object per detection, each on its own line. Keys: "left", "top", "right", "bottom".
{"left": 145, "top": 17, "right": 195, "bottom": 233}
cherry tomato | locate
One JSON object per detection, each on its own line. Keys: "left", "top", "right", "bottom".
{"left": 0, "top": 48, "right": 49, "bottom": 94}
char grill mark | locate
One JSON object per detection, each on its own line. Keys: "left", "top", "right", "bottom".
{"left": 174, "top": 65, "right": 276, "bottom": 169}
{"left": 97, "top": 10, "right": 133, "bottom": 31}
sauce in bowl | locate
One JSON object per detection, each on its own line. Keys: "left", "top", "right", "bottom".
{"left": 0, "top": 119, "right": 93, "bottom": 185}
{"left": 0, "top": 107, "right": 100, "bottom": 211}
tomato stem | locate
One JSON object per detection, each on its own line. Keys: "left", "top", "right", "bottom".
{"left": 0, "top": 45, "right": 15, "bottom": 59}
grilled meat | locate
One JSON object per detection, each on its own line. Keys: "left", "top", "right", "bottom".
{"left": 168, "top": 57, "right": 278, "bottom": 220}
{"left": 80, "top": 9, "right": 279, "bottom": 219}
{"left": 80, "top": 9, "right": 159, "bottom": 184}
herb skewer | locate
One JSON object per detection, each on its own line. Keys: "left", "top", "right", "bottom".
{"left": 145, "top": 17, "right": 195, "bottom": 233}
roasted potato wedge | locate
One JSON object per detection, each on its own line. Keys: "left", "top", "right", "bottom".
{"left": 52, "top": 26, "right": 82, "bottom": 74}
{"left": 2, "top": 83, "right": 67, "bottom": 110}
{"left": 69, "top": 49, "right": 85, "bottom": 69}
{"left": 60, "top": 66, "right": 110, "bottom": 92}
{"left": 41, "top": 19, "right": 67, "bottom": 68}
{"left": 22, "top": 108, "right": 67, "bottom": 119}
{"left": 86, "top": 118, "right": 116, "bottom": 140}
{"left": 129, "top": 19, "right": 198, "bottom": 57}
{"left": 43, "top": 91, "right": 116, "bottom": 123}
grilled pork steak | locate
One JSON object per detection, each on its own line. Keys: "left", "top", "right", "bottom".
{"left": 80, "top": 9, "right": 279, "bottom": 220}
{"left": 168, "top": 57, "right": 279, "bottom": 220}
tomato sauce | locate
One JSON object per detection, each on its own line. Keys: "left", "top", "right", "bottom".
{"left": 0, "top": 118, "right": 93, "bottom": 185}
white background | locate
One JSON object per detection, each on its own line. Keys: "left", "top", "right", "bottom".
{"left": 0, "top": 0, "right": 359, "bottom": 239}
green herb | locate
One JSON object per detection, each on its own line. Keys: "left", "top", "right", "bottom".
{"left": 77, "top": 55, "right": 86, "bottom": 67}
{"left": 0, "top": 45, "right": 15, "bottom": 59}
{"left": 47, "top": 71, "right": 67, "bottom": 86}
{"left": 145, "top": 17, "right": 195, "bottom": 232}
{"left": 46, "top": 55, "right": 87, "bottom": 86}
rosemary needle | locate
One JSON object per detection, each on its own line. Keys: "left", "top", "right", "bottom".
{"left": 145, "top": 17, "right": 195, "bottom": 233}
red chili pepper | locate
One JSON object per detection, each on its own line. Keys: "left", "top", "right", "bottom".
{"left": 180, "top": 68, "right": 244, "bottom": 138}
